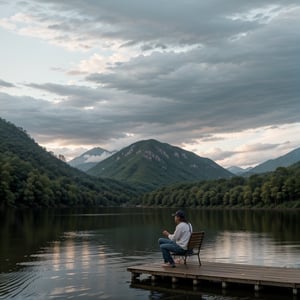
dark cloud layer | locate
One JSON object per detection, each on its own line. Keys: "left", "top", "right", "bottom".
{"left": 0, "top": 79, "right": 15, "bottom": 88}
{"left": 27, "top": 1, "right": 295, "bottom": 46}
{"left": 0, "top": 0, "right": 299, "bottom": 162}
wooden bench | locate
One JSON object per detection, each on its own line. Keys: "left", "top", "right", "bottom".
{"left": 172, "top": 231, "right": 205, "bottom": 265}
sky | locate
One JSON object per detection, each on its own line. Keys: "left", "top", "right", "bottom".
{"left": 0, "top": 0, "right": 299, "bottom": 169}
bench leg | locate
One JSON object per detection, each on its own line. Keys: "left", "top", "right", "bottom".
{"left": 197, "top": 254, "right": 201, "bottom": 266}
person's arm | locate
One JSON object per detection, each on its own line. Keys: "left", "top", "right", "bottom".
{"left": 167, "top": 224, "right": 182, "bottom": 241}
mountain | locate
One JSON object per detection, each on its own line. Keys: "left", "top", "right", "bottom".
{"left": 245, "top": 147, "right": 300, "bottom": 175}
{"left": 87, "top": 139, "right": 233, "bottom": 187}
{"left": 227, "top": 166, "right": 253, "bottom": 175}
{"left": 227, "top": 166, "right": 246, "bottom": 175}
{"left": 0, "top": 117, "right": 140, "bottom": 208}
{"left": 68, "top": 147, "right": 115, "bottom": 171}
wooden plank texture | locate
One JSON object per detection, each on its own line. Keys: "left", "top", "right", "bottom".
{"left": 128, "top": 261, "right": 300, "bottom": 290}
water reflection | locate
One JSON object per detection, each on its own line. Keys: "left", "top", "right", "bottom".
{"left": 204, "top": 231, "right": 292, "bottom": 266}
{"left": 131, "top": 279, "right": 299, "bottom": 300}
{"left": 0, "top": 208, "right": 299, "bottom": 299}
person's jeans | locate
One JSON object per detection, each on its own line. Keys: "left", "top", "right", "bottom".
{"left": 158, "top": 238, "right": 186, "bottom": 265}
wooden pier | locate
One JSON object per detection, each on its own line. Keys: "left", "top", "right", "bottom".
{"left": 128, "top": 261, "right": 300, "bottom": 295}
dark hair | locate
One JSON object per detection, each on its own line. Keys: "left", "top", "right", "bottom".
{"left": 173, "top": 210, "right": 188, "bottom": 223}
{"left": 181, "top": 216, "right": 189, "bottom": 223}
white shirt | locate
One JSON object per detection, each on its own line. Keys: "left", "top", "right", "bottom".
{"left": 168, "top": 222, "right": 193, "bottom": 250}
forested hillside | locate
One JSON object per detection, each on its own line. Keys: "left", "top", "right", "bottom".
{"left": 140, "top": 163, "right": 300, "bottom": 208}
{"left": 0, "top": 118, "right": 140, "bottom": 208}
{"left": 88, "top": 139, "right": 232, "bottom": 187}
{"left": 1, "top": 117, "right": 299, "bottom": 209}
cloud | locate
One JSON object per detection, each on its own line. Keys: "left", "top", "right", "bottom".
{"left": 238, "top": 143, "right": 280, "bottom": 153}
{"left": 2, "top": 1, "right": 295, "bottom": 53}
{"left": 201, "top": 148, "right": 237, "bottom": 161}
{"left": 0, "top": 0, "right": 299, "bottom": 166}
{"left": 84, "top": 153, "right": 113, "bottom": 163}
{"left": 23, "top": 1, "right": 288, "bottom": 47}
{"left": 85, "top": 5, "right": 300, "bottom": 134}
{"left": 1, "top": 88, "right": 170, "bottom": 146}
{"left": 0, "top": 79, "right": 15, "bottom": 88}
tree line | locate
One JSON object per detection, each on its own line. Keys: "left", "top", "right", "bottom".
{"left": 0, "top": 117, "right": 142, "bottom": 208}
{"left": 1, "top": 148, "right": 299, "bottom": 209}
{"left": 0, "top": 151, "right": 140, "bottom": 208}
{"left": 1, "top": 117, "right": 299, "bottom": 209}
{"left": 139, "top": 163, "right": 300, "bottom": 208}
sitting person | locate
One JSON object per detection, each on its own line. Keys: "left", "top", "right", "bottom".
{"left": 158, "top": 210, "right": 193, "bottom": 267}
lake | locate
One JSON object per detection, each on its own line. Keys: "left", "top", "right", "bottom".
{"left": 0, "top": 207, "right": 299, "bottom": 299}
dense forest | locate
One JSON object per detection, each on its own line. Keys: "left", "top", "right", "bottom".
{"left": 1, "top": 117, "right": 300, "bottom": 209}
{"left": 139, "top": 163, "right": 300, "bottom": 208}
{"left": 0, "top": 118, "right": 142, "bottom": 208}
{"left": 0, "top": 151, "right": 143, "bottom": 208}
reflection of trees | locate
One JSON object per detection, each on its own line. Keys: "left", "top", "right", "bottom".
{"left": 0, "top": 208, "right": 299, "bottom": 273}
{"left": 188, "top": 209, "right": 299, "bottom": 243}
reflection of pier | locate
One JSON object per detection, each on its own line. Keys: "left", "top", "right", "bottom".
{"left": 128, "top": 261, "right": 300, "bottom": 295}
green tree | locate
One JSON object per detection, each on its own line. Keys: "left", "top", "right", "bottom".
{"left": 283, "top": 178, "right": 296, "bottom": 201}
{"left": 261, "top": 182, "right": 272, "bottom": 205}
{"left": 0, "top": 160, "right": 15, "bottom": 206}
{"left": 243, "top": 186, "right": 252, "bottom": 206}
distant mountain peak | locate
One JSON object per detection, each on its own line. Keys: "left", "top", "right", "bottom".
{"left": 245, "top": 147, "right": 300, "bottom": 175}
{"left": 227, "top": 166, "right": 246, "bottom": 175}
{"left": 68, "top": 147, "right": 115, "bottom": 171}
{"left": 87, "top": 139, "right": 232, "bottom": 187}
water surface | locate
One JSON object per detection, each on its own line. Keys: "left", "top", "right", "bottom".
{"left": 0, "top": 208, "right": 299, "bottom": 299}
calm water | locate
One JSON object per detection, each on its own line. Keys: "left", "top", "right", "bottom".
{"left": 0, "top": 208, "right": 299, "bottom": 300}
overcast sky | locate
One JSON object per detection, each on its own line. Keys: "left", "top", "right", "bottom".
{"left": 0, "top": 0, "right": 299, "bottom": 168}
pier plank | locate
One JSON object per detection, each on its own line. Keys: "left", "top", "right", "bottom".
{"left": 128, "top": 261, "right": 300, "bottom": 292}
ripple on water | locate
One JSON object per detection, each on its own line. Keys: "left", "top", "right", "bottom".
{"left": 0, "top": 270, "right": 38, "bottom": 299}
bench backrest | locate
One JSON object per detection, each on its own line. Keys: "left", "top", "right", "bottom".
{"left": 187, "top": 231, "right": 205, "bottom": 253}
